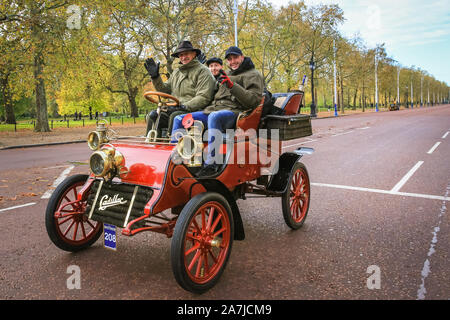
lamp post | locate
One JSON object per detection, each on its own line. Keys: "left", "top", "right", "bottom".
{"left": 420, "top": 76, "right": 423, "bottom": 107}
{"left": 396, "top": 66, "right": 400, "bottom": 106}
{"left": 309, "top": 57, "right": 316, "bottom": 117}
{"left": 374, "top": 52, "right": 379, "bottom": 112}
{"left": 233, "top": 0, "right": 238, "bottom": 47}
{"left": 333, "top": 39, "right": 338, "bottom": 117}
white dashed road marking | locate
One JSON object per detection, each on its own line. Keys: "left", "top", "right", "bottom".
{"left": 427, "top": 142, "right": 441, "bottom": 154}
{"left": 0, "top": 202, "right": 36, "bottom": 212}
{"left": 332, "top": 130, "right": 354, "bottom": 137}
{"left": 41, "top": 165, "right": 75, "bottom": 199}
{"left": 282, "top": 140, "right": 317, "bottom": 149}
{"left": 390, "top": 161, "right": 424, "bottom": 193}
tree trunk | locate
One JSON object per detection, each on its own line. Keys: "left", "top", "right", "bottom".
{"left": 310, "top": 61, "right": 316, "bottom": 116}
{"left": 1, "top": 73, "right": 16, "bottom": 124}
{"left": 346, "top": 88, "right": 350, "bottom": 108}
{"left": 34, "top": 52, "right": 50, "bottom": 132}
{"left": 353, "top": 88, "right": 358, "bottom": 110}
{"left": 128, "top": 88, "right": 139, "bottom": 118}
{"left": 340, "top": 76, "right": 344, "bottom": 113}
{"left": 362, "top": 78, "right": 366, "bottom": 112}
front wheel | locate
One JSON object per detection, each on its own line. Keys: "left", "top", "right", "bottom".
{"left": 45, "top": 174, "right": 103, "bottom": 252}
{"left": 171, "top": 192, "right": 234, "bottom": 294}
{"left": 282, "top": 162, "right": 310, "bottom": 229}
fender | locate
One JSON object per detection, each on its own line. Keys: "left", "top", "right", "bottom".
{"left": 197, "top": 179, "right": 245, "bottom": 241}
{"left": 267, "top": 147, "right": 314, "bottom": 193}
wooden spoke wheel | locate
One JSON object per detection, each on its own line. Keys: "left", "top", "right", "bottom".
{"left": 143, "top": 91, "right": 179, "bottom": 107}
{"left": 45, "top": 174, "right": 103, "bottom": 252}
{"left": 171, "top": 192, "right": 234, "bottom": 294}
{"left": 282, "top": 162, "right": 310, "bottom": 229}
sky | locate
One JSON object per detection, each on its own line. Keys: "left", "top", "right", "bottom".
{"left": 269, "top": 0, "right": 450, "bottom": 85}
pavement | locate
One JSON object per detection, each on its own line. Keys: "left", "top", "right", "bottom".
{"left": 0, "top": 104, "right": 449, "bottom": 300}
{"left": 0, "top": 107, "right": 387, "bottom": 150}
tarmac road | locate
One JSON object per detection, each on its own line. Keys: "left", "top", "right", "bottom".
{"left": 0, "top": 105, "right": 449, "bottom": 300}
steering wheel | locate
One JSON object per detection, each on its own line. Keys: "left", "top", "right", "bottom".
{"left": 143, "top": 91, "right": 180, "bottom": 108}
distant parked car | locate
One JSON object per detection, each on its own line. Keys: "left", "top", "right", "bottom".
{"left": 389, "top": 103, "right": 400, "bottom": 111}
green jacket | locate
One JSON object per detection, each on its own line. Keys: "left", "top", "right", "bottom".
{"left": 152, "top": 59, "right": 215, "bottom": 112}
{"left": 204, "top": 57, "right": 264, "bottom": 115}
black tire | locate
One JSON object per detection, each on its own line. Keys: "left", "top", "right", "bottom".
{"left": 45, "top": 174, "right": 103, "bottom": 252}
{"left": 171, "top": 192, "right": 234, "bottom": 294}
{"left": 281, "top": 162, "right": 310, "bottom": 230}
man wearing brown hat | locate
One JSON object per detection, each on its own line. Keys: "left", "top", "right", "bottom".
{"left": 144, "top": 40, "right": 215, "bottom": 137}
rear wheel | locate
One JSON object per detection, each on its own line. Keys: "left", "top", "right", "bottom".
{"left": 171, "top": 192, "right": 234, "bottom": 294}
{"left": 45, "top": 174, "right": 103, "bottom": 252}
{"left": 282, "top": 162, "right": 310, "bottom": 229}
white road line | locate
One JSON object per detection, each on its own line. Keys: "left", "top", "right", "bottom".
{"left": 0, "top": 202, "right": 36, "bottom": 213}
{"left": 358, "top": 127, "right": 371, "bottom": 130}
{"left": 417, "top": 183, "right": 449, "bottom": 300}
{"left": 332, "top": 130, "right": 354, "bottom": 137}
{"left": 427, "top": 142, "right": 441, "bottom": 154}
{"left": 43, "top": 165, "right": 71, "bottom": 170}
{"left": 41, "top": 165, "right": 75, "bottom": 199}
{"left": 390, "top": 161, "right": 424, "bottom": 193}
{"left": 442, "top": 131, "right": 449, "bottom": 139}
{"left": 312, "top": 183, "right": 392, "bottom": 195}
{"left": 282, "top": 140, "right": 317, "bottom": 149}
{"left": 311, "top": 182, "right": 450, "bottom": 201}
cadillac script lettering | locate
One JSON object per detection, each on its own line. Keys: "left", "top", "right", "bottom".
{"left": 98, "top": 194, "right": 127, "bottom": 211}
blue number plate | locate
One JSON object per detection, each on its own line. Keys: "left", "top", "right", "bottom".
{"left": 103, "top": 223, "right": 117, "bottom": 250}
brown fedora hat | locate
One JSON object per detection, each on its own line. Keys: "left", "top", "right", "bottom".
{"left": 171, "top": 40, "right": 201, "bottom": 58}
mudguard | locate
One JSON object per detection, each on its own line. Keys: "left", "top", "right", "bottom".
{"left": 267, "top": 147, "right": 314, "bottom": 194}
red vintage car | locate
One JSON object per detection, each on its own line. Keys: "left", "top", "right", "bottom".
{"left": 45, "top": 90, "right": 313, "bottom": 293}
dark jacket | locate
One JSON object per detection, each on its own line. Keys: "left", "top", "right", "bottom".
{"left": 152, "top": 59, "right": 215, "bottom": 112}
{"left": 204, "top": 57, "right": 264, "bottom": 115}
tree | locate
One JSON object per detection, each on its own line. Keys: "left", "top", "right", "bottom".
{"left": 300, "top": 4, "right": 344, "bottom": 116}
{"left": 1, "top": 0, "right": 70, "bottom": 131}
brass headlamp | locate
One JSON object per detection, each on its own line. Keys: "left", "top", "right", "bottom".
{"left": 175, "top": 120, "right": 204, "bottom": 167}
{"left": 89, "top": 147, "right": 124, "bottom": 179}
{"left": 87, "top": 121, "right": 109, "bottom": 151}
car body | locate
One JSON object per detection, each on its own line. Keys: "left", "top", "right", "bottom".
{"left": 45, "top": 90, "right": 314, "bottom": 293}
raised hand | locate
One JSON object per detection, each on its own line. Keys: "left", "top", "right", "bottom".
{"left": 144, "top": 58, "right": 160, "bottom": 79}
{"left": 218, "top": 70, "right": 233, "bottom": 89}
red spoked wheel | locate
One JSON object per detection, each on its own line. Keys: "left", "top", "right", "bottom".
{"left": 282, "top": 162, "right": 310, "bottom": 230}
{"left": 171, "top": 192, "right": 234, "bottom": 294}
{"left": 45, "top": 174, "right": 103, "bottom": 252}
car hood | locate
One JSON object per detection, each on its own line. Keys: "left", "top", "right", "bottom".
{"left": 112, "top": 142, "right": 176, "bottom": 189}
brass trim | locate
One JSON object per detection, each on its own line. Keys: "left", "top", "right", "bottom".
{"left": 88, "top": 180, "right": 104, "bottom": 219}
{"left": 123, "top": 186, "right": 139, "bottom": 227}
